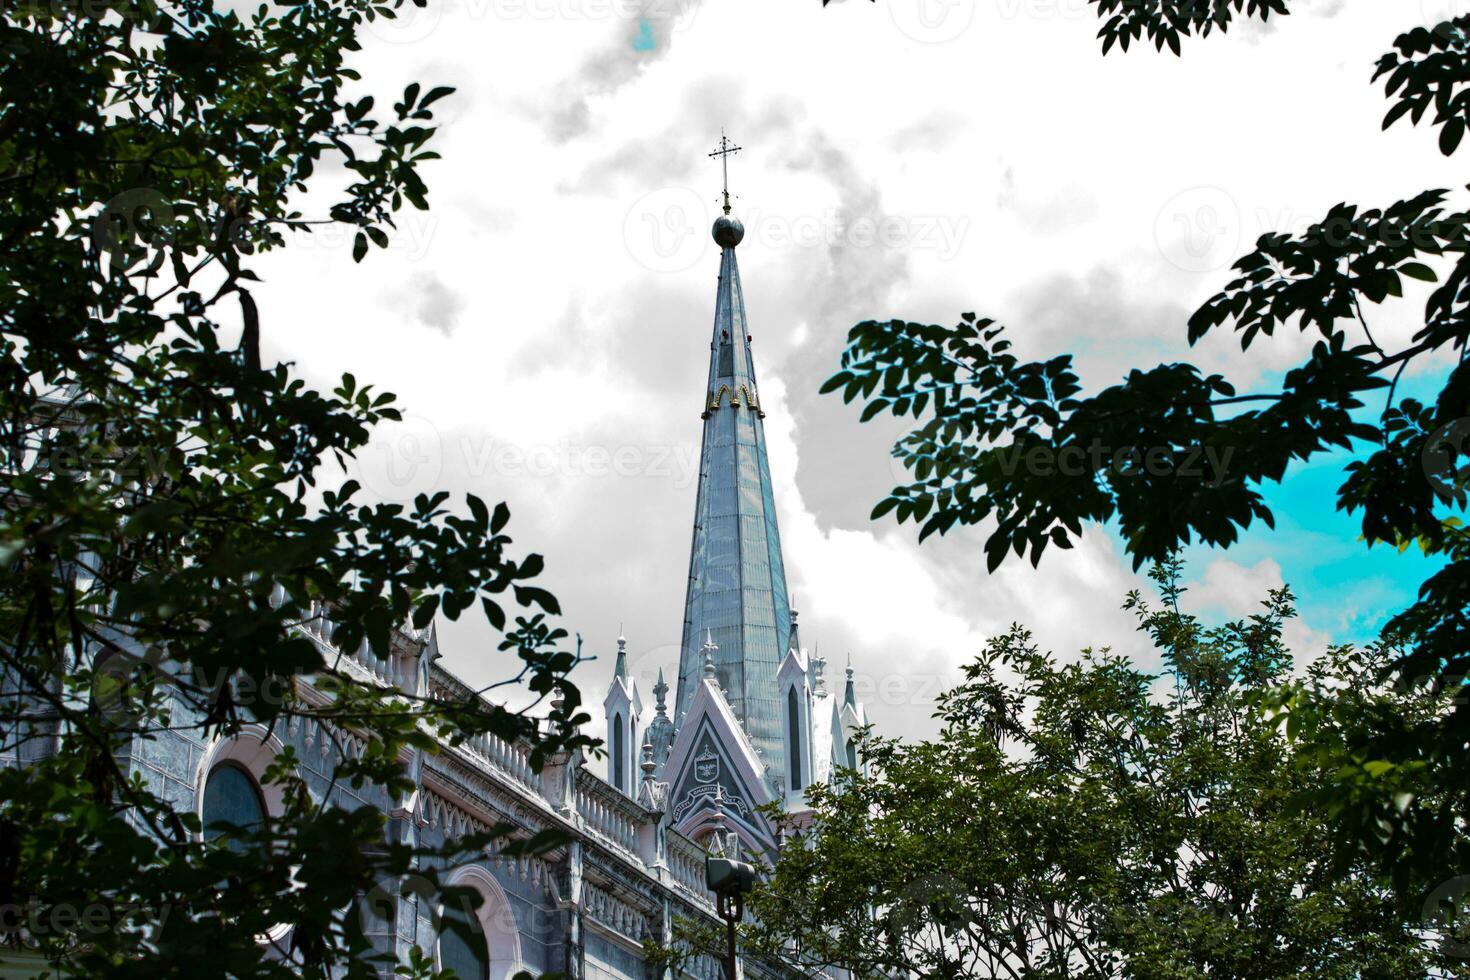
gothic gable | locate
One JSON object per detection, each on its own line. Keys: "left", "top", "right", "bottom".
{"left": 661, "top": 677, "right": 774, "bottom": 854}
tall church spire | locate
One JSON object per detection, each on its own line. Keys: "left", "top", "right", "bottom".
{"left": 675, "top": 134, "right": 794, "bottom": 790}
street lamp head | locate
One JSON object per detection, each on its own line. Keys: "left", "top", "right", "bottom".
{"left": 706, "top": 855, "right": 757, "bottom": 896}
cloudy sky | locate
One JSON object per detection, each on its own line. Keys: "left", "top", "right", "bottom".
{"left": 252, "top": 0, "right": 1466, "bottom": 743}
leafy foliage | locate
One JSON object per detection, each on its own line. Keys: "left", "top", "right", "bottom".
{"left": 749, "top": 565, "right": 1470, "bottom": 978}
{"left": 1090, "top": 0, "right": 1287, "bottom": 56}
{"left": 822, "top": 0, "right": 1287, "bottom": 54}
{"left": 0, "top": 0, "right": 592, "bottom": 975}
{"left": 823, "top": 11, "right": 1470, "bottom": 897}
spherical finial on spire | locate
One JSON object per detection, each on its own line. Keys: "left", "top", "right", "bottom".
{"left": 712, "top": 214, "right": 744, "bottom": 248}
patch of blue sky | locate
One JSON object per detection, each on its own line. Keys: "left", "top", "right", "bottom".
{"left": 1167, "top": 365, "right": 1458, "bottom": 645}
{"left": 632, "top": 19, "right": 656, "bottom": 51}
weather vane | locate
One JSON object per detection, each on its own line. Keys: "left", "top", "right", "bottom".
{"left": 708, "top": 130, "right": 742, "bottom": 215}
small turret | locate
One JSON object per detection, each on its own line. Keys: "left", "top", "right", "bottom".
{"left": 602, "top": 631, "right": 642, "bottom": 794}
{"left": 645, "top": 668, "right": 675, "bottom": 774}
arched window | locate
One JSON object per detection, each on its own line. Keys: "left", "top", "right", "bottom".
{"left": 845, "top": 739, "right": 857, "bottom": 771}
{"left": 438, "top": 897, "right": 490, "bottom": 980}
{"left": 202, "top": 762, "right": 266, "bottom": 852}
{"left": 786, "top": 686, "right": 803, "bottom": 791}
{"left": 438, "top": 867, "right": 521, "bottom": 980}
{"left": 612, "top": 711, "right": 625, "bottom": 791}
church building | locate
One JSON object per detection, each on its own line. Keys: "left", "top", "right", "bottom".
{"left": 0, "top": 141, "right": 868, "bottom": 980}
{"left": 601, "top": 138, "right": 869, "bottom": 867}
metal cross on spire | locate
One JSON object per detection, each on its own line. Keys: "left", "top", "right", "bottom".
{"left": 708, "top": 130, "right": 742, "bottom": 215}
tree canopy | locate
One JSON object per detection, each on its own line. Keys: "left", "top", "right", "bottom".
{"left": 822, "top": 3, "right": 1469, "bottom": 895}
{"left": 749, "top": 564, "right": 1469, "bottom": 978}
{"left": 1, "top": 0, "right": 591, "bottom": 975}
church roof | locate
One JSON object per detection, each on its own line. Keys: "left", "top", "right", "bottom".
{"left": 673, "top": 201, "right": 794, "bottom": 794}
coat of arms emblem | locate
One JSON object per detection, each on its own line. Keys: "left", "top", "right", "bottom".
{"left": 694, "top": 747, "right": 719, "bottom": 783}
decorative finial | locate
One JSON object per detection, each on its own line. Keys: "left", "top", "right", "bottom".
{"left": 844, "top": 654, "right": 857, "bottom": 707}
{"left": 708, "top": 131, "right": 745, "bottom": 247}
{"left": 653, "top": 667, "right": 669, "bottom": 715}
{"left": 702, "top": 629, "right": 719, "bottom": 684}
{"left": 812, "top": 647, "right": 827, "bottom": 696}
{"left": 708, "top": 130, "right": 742, "bottom": 215}
{"left": 709, "top": 785, "right": 728, "bottom": 853}
{"left": 641, "top": 743, "right": 656, "bottom": 783}
{"left": 613, "top": 630, "right": 628, "bottom": 682}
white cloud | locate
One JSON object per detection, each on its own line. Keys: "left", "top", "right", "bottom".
{"left": 1183, "top": 556, "right": 1334, "bottom": 667}
{"left": 248, "top": 1, "right": 1453, "bottom": 741}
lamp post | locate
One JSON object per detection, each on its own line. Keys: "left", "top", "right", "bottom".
{"left": 704, "top": 787, "right": 756, "bottom": 980}
{"left": 706, "top": 853, "right": 755, "bottom": 980}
